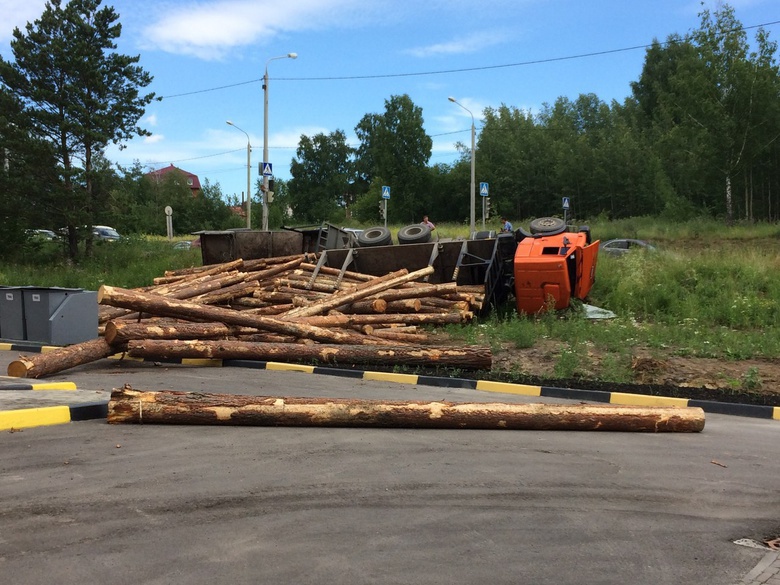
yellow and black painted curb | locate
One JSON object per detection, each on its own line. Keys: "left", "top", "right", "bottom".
{"left": 0, "top": 376, "right": 77, "bottom": 391}
{"left": 0, "top": 402, "right": 107, "bottom": 431}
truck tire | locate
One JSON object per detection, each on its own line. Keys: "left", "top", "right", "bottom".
{"left": 472, "top": 230, "right": 496, "bottom": 240}
{"left": 529, "top": 217, "right": 566, "bottom": 236}
{"left": 357, "top": 226, "right": 392, "bottom": 247}
{"left": 578, "top": 225, "right": 592, "bottom": 244}
{"left": 397, "top": 224, "right": 431, "bottom": 244}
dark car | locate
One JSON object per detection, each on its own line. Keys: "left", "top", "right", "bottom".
{"left": 599, "top": 238, "right": 657, "bottom": 257}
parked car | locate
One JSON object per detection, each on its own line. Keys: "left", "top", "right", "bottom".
{"left": 92, "top": 226, "right": 121, "bottom": 241}
{"left": 26, "top": 229, "right": 59, "bottom": 241}
{"left": 599, "top": 238, "right": 657, "bottom": 257}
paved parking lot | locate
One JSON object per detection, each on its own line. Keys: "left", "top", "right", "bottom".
{"left": 0, "top": 348, "right": 778, "bottom": 584}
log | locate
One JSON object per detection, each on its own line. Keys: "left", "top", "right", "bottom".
{"left": 99, "top": 271, "right": 246, "bottom": 323}
{"left": 104, "top": 321, "right": 261, "bottom": 344}
{"left": 298, "top": 312, "right": 470, "bottom": 327}
{"left": 188, "top": 279, "right": 260, "bottom": 305}
{"left": 299, "top": 262, "right": 376, "bottom": 282}
{"left": 366, "top": 282, "right": 459, "bottom": 302}
{"left": 107, "top": 387, "right": 705, "bottom": 432}
{"left": 384, "top": 299, "right": 422, "bottom": 313}
{"left": 336, "top": 299, "right": 388, "bottom": 314}
{"left": 125, "top": 339, "right": 493, "bottom": 369}
{"left": 98, "top": 285, "right": 375, "bottom": 345}
{"left": 282, "top": 267, "right": 434, "bottom": 320}
{"left": 162, "top": 258, "right": 244, "bottom": 280}
{"left": 243, "top": 256, "right": 306, "bottom": 282}
{"left": 369, "top": 329, "right": 429, "bottom": 344}
{"left": 274, "top": 278, "right": 340, "bottom": 294}
{"left": 7, "top": 338, "right": 125, "bottom": 379}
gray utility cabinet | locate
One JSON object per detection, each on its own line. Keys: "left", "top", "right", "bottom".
{"left": 0, "top": 286, "right": 28, "bottom": 340}
{"left": 0, "top": 287, "right": 98, "bottom": 345}
{"left": 22, "top": 287, "right": 98, "bottom": 345}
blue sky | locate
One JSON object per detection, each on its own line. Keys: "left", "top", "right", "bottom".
{"left": 1, "top": 0, "right": 778, "bottom": 203}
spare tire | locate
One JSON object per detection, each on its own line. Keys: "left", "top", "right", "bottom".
{"left": 529, "top": 217, "right": 566, "bottom": 236}
{"left": 397, "top": 224, "right": 431, "bottom": 244}
{"left": 357, "top": 226, "right": 392, "bottom": 247}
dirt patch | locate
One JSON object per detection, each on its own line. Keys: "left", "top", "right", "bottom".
{"left": 488, "top": 339, "right": 780, "bottom": 406}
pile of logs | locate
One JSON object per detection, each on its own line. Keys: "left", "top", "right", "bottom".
{"left": 8, "top": 253, "right": 493, "bottom": 379}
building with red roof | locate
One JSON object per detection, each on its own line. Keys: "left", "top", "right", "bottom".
{"left": 146, "top": 164, "right": 201, "bottom": 196}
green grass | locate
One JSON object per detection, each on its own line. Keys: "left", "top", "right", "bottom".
{"left": 0, "top": 236, "right": 201, "bottom": 289}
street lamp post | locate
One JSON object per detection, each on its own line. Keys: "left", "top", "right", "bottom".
{"left": 226, "top": 120, "right": 251, "bottom": 228}
{"left": 448, "top": 96, "right": 476, "bottom": 235}
{"left": 263, "top": 52, "right": 297, "bottom": 232}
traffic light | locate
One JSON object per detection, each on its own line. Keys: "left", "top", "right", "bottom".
{"left": 266, "top": 191, "right": 274, "bottom": 203}
{"left": 379, "top": 200, "right": 386, "bottom": 219}
{"left": 485, "top": 197, "right": 491, "bottom": 218}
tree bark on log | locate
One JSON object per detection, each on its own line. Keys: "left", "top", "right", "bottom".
{"left": 125, "top": 339, "right": 493, "bottom": 369}
{"left": 104, "top": 321, "right": 261, "bottom": 344}
{"left": 98, "top": 285, "right": 372, "bottom": 345}
{"left": 299, "top": 262, "right": 376, "bottom": 282}
{"left": 107, "top": 387, "right": 705, "bottom": 432}
{"left": 8, "top": 338, "right": 125, "bottom": 379}
{"left": 298, "top": 312, "right": 469, "bottom": 327}
{"left": 282, "top": 267, "right": 434, "bottom": 320}
{"left": 366, "top": 282, "right": 459, "bottom": 302}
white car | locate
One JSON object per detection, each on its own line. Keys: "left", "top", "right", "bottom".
{"left": 92, "top": 226, "right": 121, "bottom": 241}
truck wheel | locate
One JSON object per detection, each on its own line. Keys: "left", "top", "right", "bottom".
{"left": 529, "top": 217, "right": 566, "bottom": 236}
{"left": 397, "top": 224, "right": 431, "bottom": 244}
{"left": 472, "top": 230, "right": 496, "bottom": 240}
{"left": 578, "top": 225, "right": 592, "bottom": 244}
{"left": 357, "top": 226, "right": 392, "bottom": 247}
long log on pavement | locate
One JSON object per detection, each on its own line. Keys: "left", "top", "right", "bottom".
{"left": 98, "top": 285, "right": 372, "bottom": 345}
{"left": 107, "top": 387, "right": 705, "bottom": 432}
{"left": 125, "top": 339, "right": 493, "bottom": 370}
{"left": 8, "top": 338, "right": 125, "bottom": 379}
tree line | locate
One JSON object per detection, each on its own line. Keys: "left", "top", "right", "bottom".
{"left": 1, "top": 2, "right": 778, "bottom": 263}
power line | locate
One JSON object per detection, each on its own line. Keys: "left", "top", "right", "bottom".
{"left": 160, "top": 19, "right": 780, "bottom": 99}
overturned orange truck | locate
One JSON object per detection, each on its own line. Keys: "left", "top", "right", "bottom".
{"left": 195, "top": 217, "right": 599, "bottom": 315}
{"left": 512, "top": 217, "right": 599, "bottom": 314}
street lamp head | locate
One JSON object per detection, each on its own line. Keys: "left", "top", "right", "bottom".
{"left": 288, "top": 53, "right": 298, "bottom": 59}
{"left": 226, "top": 120, "right": 234, "bottom": 126}
{"left": 448, "top": 96, "right": 456, "bottom": 103}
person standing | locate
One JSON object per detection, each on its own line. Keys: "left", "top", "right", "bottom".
{"left": 500, "top": 216, "right": 513, "bottom": 232}
{"left": 421, "top": 215, "right": 436, "bottom": 230}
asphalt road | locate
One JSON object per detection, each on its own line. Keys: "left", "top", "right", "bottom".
{"left": 0, "top": 352, "right": 778, "bottom": 584}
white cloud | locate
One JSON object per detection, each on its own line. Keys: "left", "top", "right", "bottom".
{"left": 144, "top": 134, "right": 165, "bottom": 144}
{"left": 405, "top": 31, "right": 512, "bottom": 58}
{"left": 140, "top": 0, "right": 382, "bottom": 60}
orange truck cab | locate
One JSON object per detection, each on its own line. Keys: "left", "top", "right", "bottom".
{"left": 512, "top": 218, "right": 599, "bottom": 314}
